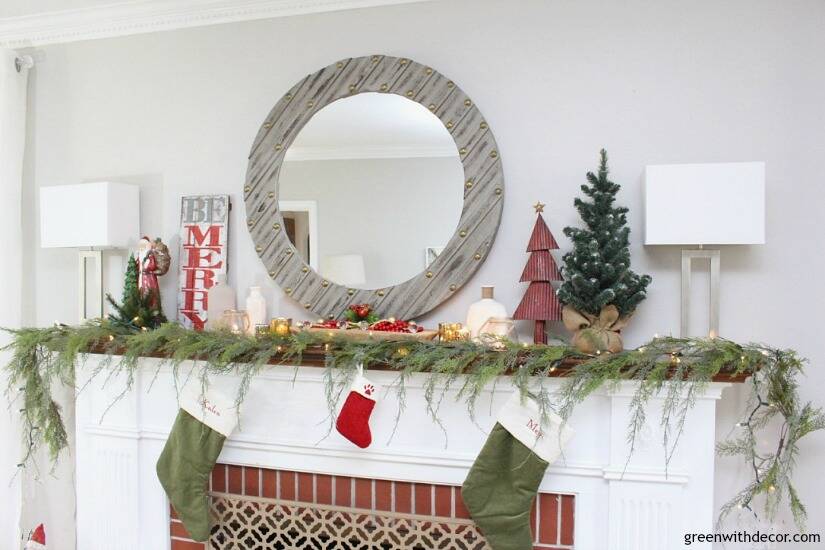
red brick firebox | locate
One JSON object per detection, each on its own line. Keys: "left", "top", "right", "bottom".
{"left": 170, "top": 463, "right": 575, "bottom": 549}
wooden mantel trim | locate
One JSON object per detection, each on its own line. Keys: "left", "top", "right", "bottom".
{"left": 85, "top": 345, "right": 751, "bottom": 383}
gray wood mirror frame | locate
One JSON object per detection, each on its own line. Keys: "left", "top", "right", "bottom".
{"left": 244, "top": 55, "right": 504, "bottom": 320}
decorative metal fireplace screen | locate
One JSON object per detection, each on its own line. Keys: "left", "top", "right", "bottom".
{"left": 209, "top": 494, "right": 487, "bottom": 549}
{"left": 169, "top": 464, "right": 575, "bottom": 550}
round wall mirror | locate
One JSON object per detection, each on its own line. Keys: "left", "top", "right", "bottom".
{"left": 278, "top": 92, "right": 464, "bottom": 290}
{"left": 245, "top": 55, "right": 504, "bottom": 320}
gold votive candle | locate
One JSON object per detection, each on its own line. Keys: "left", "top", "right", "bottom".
{"left": 270, "top": 317, "right": 292, "bottom": 337}
{"left": 438, "top": 322, "right": 465, "bottom": 342}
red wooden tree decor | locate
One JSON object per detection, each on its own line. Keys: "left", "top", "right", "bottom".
{"left": 513, "top": 202, "right": 563, "bottom": 344}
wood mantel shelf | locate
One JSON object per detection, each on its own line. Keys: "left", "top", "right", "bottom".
{"left": 86, "top": 344, "right": 751, "bottom": 383}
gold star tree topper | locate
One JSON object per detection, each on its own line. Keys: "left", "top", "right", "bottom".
{"left": 533, "top": 201, "right": 545, "bottom": 213}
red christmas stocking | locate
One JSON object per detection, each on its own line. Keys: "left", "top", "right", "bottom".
{"left": 26, "top": 524, "right": 46, "bottom": 549}
{"left": 336, "top": 373, "right": 377, "bottom": 448}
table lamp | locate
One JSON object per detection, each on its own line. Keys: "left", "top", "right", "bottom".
{"left": 644, "top": 162, "right": 765, "bottom": 337}
{"left": 40, "top": 182, "right": 140, "bottom": 321}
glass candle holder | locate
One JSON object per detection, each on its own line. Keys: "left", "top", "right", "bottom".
{"left": 270, "top": 317, "right": 292, "bottom": 337}
{"left": 438, "top": 322, "right": 466, "bottom": 342}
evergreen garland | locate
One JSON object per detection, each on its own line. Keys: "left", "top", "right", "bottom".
{"left": 558, "top": 149, "right": 652, "bottom": 316}
{"left": 2, "top": 322, "right": 822, "bottom": 528}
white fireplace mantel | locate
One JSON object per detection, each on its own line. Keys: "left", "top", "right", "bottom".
{"left": 74, "top": 355, "right": 730, "bottom": 550}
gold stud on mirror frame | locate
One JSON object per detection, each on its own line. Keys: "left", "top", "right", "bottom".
{"left": 285, "top": 93, "right": 293, "bottom": 101}
{"left": 307, "top": 100, "right": 314, "bottom": 108}
{"left": 263, "top": 122, "right": 273, "bottom": 129}
{"left": 406, "top": 90, "right": 414, "bottom": 97}
{"left": 495, "top": 188, "right": 502, "bottom": 195}
{"left": 380, "top": 83, "right": 388, "bottom": 92}
{"left": 285, "top": 288, "right": 292, "bottom": 295}
{"left": 474, "top": 253, "right": 482, "bottom": 260}
{"left": 244, "top": 185, "right": 251, "bottom": 193}
{"left": 371, "top": 55, "right": 380, "bottom": 63}
{"left": 428, "top": 104, "right": 436, "bottom": 111}
{"left": 255, "top": 246, "right": 262, "bottom": 253}
{"left": 490, "top": 150, "right": 498, "bottom": 158}
{"left": 322, "top": 280, "right": 329, "bottom": 287}
{"left": 274, "top": 143, "right": 282, "bottom": 151}
{"left": 446, "top": 121, "right": 454, "bottom": 129}
{"left": 247, "top": 220, "right": 255, "bottom": 227}
{"left": 336, "top": 61, "right": 344, "bottom": 68}
{"left": 349, "top": 84, "right": 357, "bottom": 93}
{"left": 273, "top": 223, "right": 280, "bottom": 231}
{"left": 425, "top": 67, "right": 433, "bottom": 75}
{"left": 399, "top": 58, "right": 408, "bottom": 65}
{"left": 377, "top": 290, "right": 385, "bottom": 297}
{"left": 459, "top": 148, "right": 467, "bottom": 155}
{"left": 426, "top": 271, "right": 433, "bottom": 278}
{"left": 480, "top": 121, "right": 488, "bottom": 130}
{"left": 269, "top": 270, "right": 276, "bottom": 277}
{"left": 447, "top": 81, "right": 454, "bottom": 88}
{"left": 302, "top": 266, "right": 309, "bottom": 273}
{"left": 304, "top": 303, "right": 311, "bottom": 309}
{"left": 347, "top": 289, "right": 355, "bottom": 296}
{"left": 449, "top": 284, "right": 457, "bottom": 291}
{"left": 459, "top": 230, "right": 467, "bottom": 238}
{"left": 465, "top": 180, "right": 473, "bottom": 189}
{"left": 267, "top": 192, "right": 274, "bottom": 199}
{"left": 464, "top": 99, "right": 472, "bottom": 107}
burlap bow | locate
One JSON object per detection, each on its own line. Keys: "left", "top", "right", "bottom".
{"left": 562, "top": 304, "right": 630, "bottom": 354}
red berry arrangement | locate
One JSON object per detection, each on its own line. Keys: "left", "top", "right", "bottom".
{"left": 369, "top": 319, "right": 423, "bottom": 333}
{"left": 311, "top": 319, "right": 345, "bottom": 329}
{"left": 345, "top": 303, "right": 379, "bottom": 324}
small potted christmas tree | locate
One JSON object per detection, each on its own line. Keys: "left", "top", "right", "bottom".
{"left": 557, "top": 149, "right": 651, "bottom": 353}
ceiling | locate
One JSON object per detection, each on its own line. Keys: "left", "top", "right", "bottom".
{"left": 0, "top": 0, "right": 439, "bottom": 47}
{"left": 0, "top": 0, "right": 112, "bottom": 19}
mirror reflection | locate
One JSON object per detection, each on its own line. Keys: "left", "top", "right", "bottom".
{"left": 278, "top": 92, "right": 464, "bottom": 290}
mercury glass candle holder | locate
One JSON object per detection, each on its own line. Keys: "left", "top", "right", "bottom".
{"left": 270, "top": 317, "right": 292, "bottom": 337}
{"left": 438, "top": 322, "right": 467, "bottom": 342}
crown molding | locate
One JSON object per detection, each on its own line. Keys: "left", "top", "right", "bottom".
{"left": 284, "top": 144, "right": 459, "bottom": 162}
{"left": 0, "top": 0, "right": 437, "bottom": 48}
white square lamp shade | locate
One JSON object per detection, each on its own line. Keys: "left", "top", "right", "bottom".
{"left": 644, "top": 162, "right": 765, "bottom": 245}
{"left": 40, "top": 182, "right": 140, "bottom": 248}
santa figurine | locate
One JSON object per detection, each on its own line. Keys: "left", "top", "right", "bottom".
{"left": 25, "top": 524, "right": 45, "bottom": 549}
{"left": 137, "top": 236, "right": 170, "bottom": 310}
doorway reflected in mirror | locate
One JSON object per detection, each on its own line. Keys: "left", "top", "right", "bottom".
{"left": 279, "top": 92, "right": 463, "bottom": 290}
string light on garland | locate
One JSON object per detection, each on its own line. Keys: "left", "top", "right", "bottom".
{"left": 1, "top": 324, "right": 822, "bottom": 529}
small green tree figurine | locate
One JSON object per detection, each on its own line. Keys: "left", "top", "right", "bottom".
{"left": 106, "top": 254, "right": 167, "bottom": 330}
{"left": 558, "top": 150, "right": 651, "bottom": 351}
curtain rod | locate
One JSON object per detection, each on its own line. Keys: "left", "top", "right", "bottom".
{"left": 15, "top": 55, "right": 34, "bottom": 73}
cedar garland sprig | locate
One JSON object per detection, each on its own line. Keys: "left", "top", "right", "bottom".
{"left": 2, "top": 322, "right": 822, "bottom": 529}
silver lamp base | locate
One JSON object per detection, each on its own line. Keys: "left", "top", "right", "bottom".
{"left": 681, "top": 249, "right": 720, "bottom": 338}
{"left": 79, "top": 250, "right": 103, "bottom": 322}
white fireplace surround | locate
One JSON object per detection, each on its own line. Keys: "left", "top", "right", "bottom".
{"left": 74, "top": 355, "right": 729, "bottom": 550}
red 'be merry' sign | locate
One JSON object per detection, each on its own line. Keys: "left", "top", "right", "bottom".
{"left": 177, "top": 195, "right": 230, "bottom": 330}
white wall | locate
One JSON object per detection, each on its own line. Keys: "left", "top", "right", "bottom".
{"left": 19, "top": 0, "right": 825, "bottom": 547}
{"left": 280, "top": 157, "right": 463, "bottom": 288}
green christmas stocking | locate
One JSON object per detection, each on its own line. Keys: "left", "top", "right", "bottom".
{"left": 156, "top": 383, "right": 238, "bottom": 542}
{"left": 462, "top": 392, "right": 574, "bottom": 550}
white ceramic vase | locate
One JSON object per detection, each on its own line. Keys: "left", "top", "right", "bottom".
{"left": 465, "top": 286, "right": 507, "bottom": 339}
{"left": 245, "top": 286, "right": 267, "bottom": 334}
{"left": 205, "top": 274, "right": 236, "bottom": 330}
